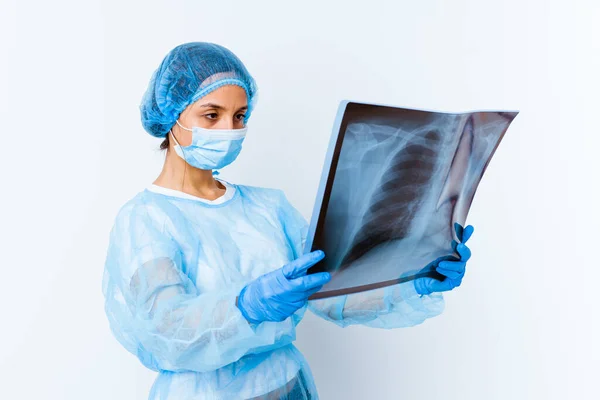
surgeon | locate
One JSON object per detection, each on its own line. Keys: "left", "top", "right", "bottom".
{"left": 101, "top": 42, "right": 475, "bottom": 400}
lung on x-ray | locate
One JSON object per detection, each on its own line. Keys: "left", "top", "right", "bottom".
{"left": 305, "top": 101, "right": 518, "bottom": 300}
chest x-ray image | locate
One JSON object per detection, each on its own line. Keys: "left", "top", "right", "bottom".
{"left": 305, "top": 101, "right": 518, "bottom": 300}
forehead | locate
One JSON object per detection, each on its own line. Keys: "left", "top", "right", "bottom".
{"left": 193, "top": 85, "right": 247, "bottom": 108}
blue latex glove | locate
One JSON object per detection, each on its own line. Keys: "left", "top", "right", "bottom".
{"left": 414, "top": 224, "right": 474, "bottom": 295}
{"left": 237, "top": 250, "right": 331, "bottom": 324}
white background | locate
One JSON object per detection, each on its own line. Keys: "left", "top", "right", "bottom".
{"left": 1, "top": 1, "right": 598, "bottom": 399}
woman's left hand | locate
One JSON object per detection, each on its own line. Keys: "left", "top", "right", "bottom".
{"left": 413, "top": 225, "right": 474, "bottom": 296}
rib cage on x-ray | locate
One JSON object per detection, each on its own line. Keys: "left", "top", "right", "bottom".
{"left": 341, "top": 127, "right": 444, "bottom": 267}
{"left": 306, "top": 102, "right": 518, "bottom": 299}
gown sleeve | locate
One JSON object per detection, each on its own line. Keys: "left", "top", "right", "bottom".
{"left": 102, "top": 201, "right": 303, "bottom": 373}
{"left": 276, "top": 190, "right": 445, "bottom": 329}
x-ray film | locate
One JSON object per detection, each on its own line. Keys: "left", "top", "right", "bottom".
{"left": 305, "top": 101, "right": 518, "bottom": 300}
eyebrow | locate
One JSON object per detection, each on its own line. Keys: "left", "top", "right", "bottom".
{"left": 198, "top": 103, "right": 248, "bottom": 111}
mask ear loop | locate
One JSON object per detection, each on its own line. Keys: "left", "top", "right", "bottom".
{"left": 174, "top": 119, "right": 223, "bottom": 177}
{"left": 169, "top": 126, "right": 188, "bottom": 193}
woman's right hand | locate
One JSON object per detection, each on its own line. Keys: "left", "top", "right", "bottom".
{"left": 236, "top": 250, "right": 331, "bottom": 324}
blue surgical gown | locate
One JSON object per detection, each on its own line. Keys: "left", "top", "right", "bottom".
{"left": 102, "top": 180, "right": 445, "bottom": 399}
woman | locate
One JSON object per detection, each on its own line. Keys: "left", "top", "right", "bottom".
{"left": 102, "top": 42, "right": 475, "bottom": 400}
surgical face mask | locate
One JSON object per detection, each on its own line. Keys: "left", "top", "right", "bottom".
{"left": 169, "top": 119, "right": 247, "bottom": 170}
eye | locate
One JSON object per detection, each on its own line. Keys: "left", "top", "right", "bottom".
{"left": 204, "top": 113, "right": 218, "bottom": 119}
{"left": 236, "top": 113, "right": 246, "bottom": 121}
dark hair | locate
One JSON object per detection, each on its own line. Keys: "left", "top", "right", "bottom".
{"left": 160, "top": 135, "right": 170, "bottom": 151}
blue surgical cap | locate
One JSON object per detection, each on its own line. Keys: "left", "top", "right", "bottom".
{"left": 140, "top": 42, "right": 259, "bottom": 138}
